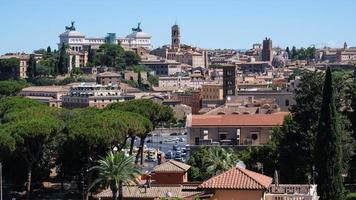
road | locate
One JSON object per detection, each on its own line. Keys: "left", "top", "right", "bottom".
{"left": 145, "top": 135, "right": 187, "bottom": 154}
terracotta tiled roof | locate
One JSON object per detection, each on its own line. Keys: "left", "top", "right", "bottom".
{"left": 152, "top": 160, "right": 191, "bottom": 173}
{"left": 94, "top": 184, "right": 200, "bottom": 199}
{"left": 199, "top": 166, "right": 272, "bottom": 190}
{"left": 190, "top": 112, "right": 289, "bottom": 127}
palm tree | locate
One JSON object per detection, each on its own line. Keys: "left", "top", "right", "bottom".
{"left": 90, "top": 151, "right": 140, "bottom": 200}
{"left": 206, "top": 147, "right": 238, "bottom": 177}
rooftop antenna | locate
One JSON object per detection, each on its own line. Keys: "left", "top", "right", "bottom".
{"left": 175, "top": 17, "right": 178, "bottom": 25}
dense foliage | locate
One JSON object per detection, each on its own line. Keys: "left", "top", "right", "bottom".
{"left": 0, "top": 57, "right": 20, "bottom": 80}
{"left": 188, "top": 146, "right": 239, "bottom": 181}
{"left": 285, "top": 46, "right": 316, "bottom": 61}
{"left": 239, "top": 69, "right": 355, "bottom": 185}
{"left": 315, "top": 67, "right": 344, "bottom": 200}
{"left": 0, "top": 96, "right": 173, "bottom": 198}
{"left": 90, "top": 151, "right": 140, "bottom": 200}
{"left": 0, "top": 80, "right": 28, "bottom": 96}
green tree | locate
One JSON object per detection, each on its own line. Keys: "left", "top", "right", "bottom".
{"left": 87, "top": 46, "right": 97, "bottom": 67}
{"left": 206, "top": 147, "right": 238, "bottom": 177}
{"left": 0, "top": 97, "right": 41, "bottom": 121}
{"left": 188, "top": 146, "right": 238, "bottom": 181}
{"left": 286, "top": 46, "right": 291, "bottom": 59}
{"left": 124, "top": 51, "right": 141, "bottom": 67}
{"left": 90, "top": 151, "right": 140, "bottom": 200}
{"left": 27, "top": 54, "right": 37, "bottom": 78}
{"left": 291, "top": 46, "right": 298, "bottom": 60}
{"left": 0, "top": 114, "right": 63, "bottom": 199}
{"left": 239, "top": 70, "right": 354, "bottom": 183}
{"left": 46, "top": 46, "right": 52, "bottom": 56}
{"left": 349, "top": 70, "right": 356, "bottom": 182}
{"left": 57, "top": 43, "right": 68, "bottom": 74}
{"left": 56, "top": 109, "right": 131, "bottom": 189}
{"left": 71, "top": 67, "right": 83, "bottom": 76}
{"left": 96, "top": 44, "right": 125, "bottom": 69}
{"left": 315, "top": 67, "right": 345, "bottom": 200}
{"left": 106, "top": 100, "right": 174, "bottom": 164}
{"left": 137, "top": 71, "right": 142, "bottom": 87}
{"left": 0, "top": 58, "right": 20, "bottom": 80}
{"left": 0, "top": 80, "right": 28, "bottom": 97}
{"left": 147, "top": 74, "right": 159, "bottom": 86}
{"left": 33, "top": 48, "right": 47, "bottom": 55}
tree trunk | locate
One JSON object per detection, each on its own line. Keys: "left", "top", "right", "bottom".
{"left": 26, "top": 168, "right": 32, "bottom": 200}
{"left": 135, "top": 136, "right": 146, "bottom": 165}
{"left": 135, "top": 145, "right": 141, "bottom": 164}
{"left": 112, "top": 189, "right": 118, "bottom": 200}
{"left": 129, "top": 135, "right": 135, "bottom": 155}
{"left": 117, "top": 136, "right": 128, "bottom": 151}
{"left": 118, "top": 181, "right": 123, "bottom": 200}
{"left": 139, "top": 135, "right": 146, "bottom": 165}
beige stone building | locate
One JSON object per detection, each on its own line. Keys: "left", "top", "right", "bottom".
{"left": 151, "top": 24, "right": 208, "bottom": 67}
{"left": 96, "top": 71, "right": 121, "bottom": 85}
{"left": 187, "top": 112, "right": 288, "bottom": 151}
{"left": 62, "top": 83, "right": 134, "bottom": 109}
{"left": 201, "top": 82, "right": 223, "bottom": 100}
{"left": 20, "top": 86, "right": 70, "bottom": 107}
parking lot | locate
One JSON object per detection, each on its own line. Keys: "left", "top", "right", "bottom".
{"left": 133, "top": 132, "right": 189, "bottom": 163}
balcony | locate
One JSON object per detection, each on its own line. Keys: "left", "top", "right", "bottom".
{"left": 265, "top": 185, "right": 319, "bottom": 200}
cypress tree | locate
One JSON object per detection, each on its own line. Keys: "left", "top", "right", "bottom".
{"left": 315, "top": 67, "right": 344, "bottom": 200}
{"left": 137, "top": 71, "right": 142, "bottom": 87}
{"left": 286, "top": 46, "right": 291, "bottom": 59}
{"left": 57, "top": 43, "right": 68, "bottom": 75}
{"left": 46, "top": 46, "right": 52, "bottom": 55}
{"left": 28, "top": 54, "right": 37, "bottom": 78}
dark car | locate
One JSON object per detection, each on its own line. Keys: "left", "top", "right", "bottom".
{"left": 173, "top": 144, "right": 179, "bottom": 151}
{"left": 165, "top": 151, "right": 173, "bottom": 159}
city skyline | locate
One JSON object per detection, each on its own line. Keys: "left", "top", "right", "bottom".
{"left": 1, "top": 0, "right": 356, "bottom": 54}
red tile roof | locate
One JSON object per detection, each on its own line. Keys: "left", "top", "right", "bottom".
{"left": 190, "top": 112, "right": 289, "bottom": 127}
{"left": 152, "top": 160, "right": 191, "bottom": 173}
{"left": 94, "top": 184, "right": 200, "bottom": 199}
{"left": 198, "top": 166, "right": 272, "bottom": 190}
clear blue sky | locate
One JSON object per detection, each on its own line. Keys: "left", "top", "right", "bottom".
{"left": 1, "top": 0, "right": 355, "bottom": 54}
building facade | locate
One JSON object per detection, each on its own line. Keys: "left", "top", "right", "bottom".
{"left": 20, "top": 86, "right": 70, "bottom": 107}
{"left": 222, "top": 65, "right": 236, "bottom": 98}
{"left": 151, "top": 24, "right": 208, "bottom": 67}
{"left": 187, "top": 112, "right": 288, "bottom": 151}
{"left": 201, "top": 82, "right": 223, "bottom": 100}
{"left": 96, "top": 72, "right": 121, "bottom": 85}
{"left": 59, "top": 22, "right": 151, "bottom": 51}
{"left": 172, "top": 91, "right": 202, "bottom": 114}
{"left": 62, "top": 83, "right": 134, "bottom": 109}
{"left": 141, "top": 59, "right": 181, "bottom": 76}
{"left": 262, "top": 37, "right": 273, "bottom": 62}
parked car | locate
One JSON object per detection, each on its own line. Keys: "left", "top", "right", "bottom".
{"left": 170, "top": 132, "right": 178, "bottom": 136}
{"left": 174, "top": 156, "right": 184, "bottom": 162}
{"left": 165, "top": 151, "right": 173, "bottom": 159}
{"left": 173, "top": 144, "right": 179, "bottom": 151}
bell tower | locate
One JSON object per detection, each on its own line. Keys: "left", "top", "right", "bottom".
{"left": 171, "top": 24, "right": 180, "bottom": 49}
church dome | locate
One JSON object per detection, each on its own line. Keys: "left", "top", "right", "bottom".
{"left": 126, "top": 31, "right": 151, "bottom": 39}
{"left": 60, "top": 30, "right": 85, "bottom": 38}
{"left": 272, "top": 55, "right": 285, "bottom": 68}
